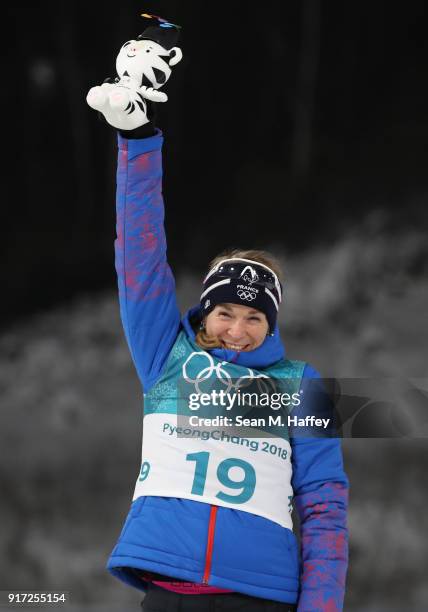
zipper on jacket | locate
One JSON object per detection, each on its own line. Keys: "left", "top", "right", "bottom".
{"left": 202, "top": 505, "right": 218, "bottom": 584}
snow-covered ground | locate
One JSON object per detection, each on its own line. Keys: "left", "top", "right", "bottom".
{"left": 1, "top": 225, "right": 427, "bottom": 610}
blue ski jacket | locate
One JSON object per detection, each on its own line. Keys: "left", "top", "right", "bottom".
{"left": 107, "top": 130, "right": 349, "bottom": 611}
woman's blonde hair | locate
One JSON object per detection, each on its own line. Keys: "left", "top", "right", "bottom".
{"left": 195, "top": 248, "right": 283, "bottom": 350}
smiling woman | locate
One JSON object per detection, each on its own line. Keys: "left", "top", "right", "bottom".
{"left": 196, "top": 250, "right": 284, "bottom": 352}
{"left": 203, "top": 302, "right": 269, "bottom": 352}
{"left": 87, "top": 14, "right": 349, "bottom": 612}
{"left": 195, "top": 249, "right": 282, "bottom": 351}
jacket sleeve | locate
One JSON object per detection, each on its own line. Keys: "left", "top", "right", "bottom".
{"left": 291, "top": 365, "right": 349, "bottom": 612}
{"left": 115, "top": 130, "right": 181, "bottom": 392}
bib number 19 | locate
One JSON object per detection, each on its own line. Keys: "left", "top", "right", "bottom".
{"left": 186, "top": 451, "right": 256, "bottom": 504}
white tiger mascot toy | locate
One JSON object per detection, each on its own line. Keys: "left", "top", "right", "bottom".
{"left": 86, "top": 14, "right": 182, "bottom": 131}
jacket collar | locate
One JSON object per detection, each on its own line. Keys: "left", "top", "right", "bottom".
{"left": 182, "top": 306, "right": 285, "bottom": 369}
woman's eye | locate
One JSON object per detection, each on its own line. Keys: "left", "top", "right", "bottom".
{"left": 219, "top": 312, "right": 231, "bottom": 318}
{"left": 249, "top": 317, "right": 261, "bottom": 322}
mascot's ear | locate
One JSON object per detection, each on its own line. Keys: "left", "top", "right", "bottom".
{"left": 168, "top": 47, "right": 183, "bottom": 67}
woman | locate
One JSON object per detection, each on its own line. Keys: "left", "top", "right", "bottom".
{"left": 103, "top": 122, "right": 349, "bottom": 611}
{"left": 90, "top": 20, "right": 349, "bottom": 611}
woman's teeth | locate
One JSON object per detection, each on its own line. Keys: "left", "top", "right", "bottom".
{"left": 223, "top": 342, "right": 247, "bottom": 351}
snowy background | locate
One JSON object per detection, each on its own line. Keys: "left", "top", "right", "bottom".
{"left": 1, "top": 224, "right": 427, "bottom": 610}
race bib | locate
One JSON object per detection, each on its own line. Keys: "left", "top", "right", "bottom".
{"left": 133, "top": 413, "right": 294, "bottom": 529}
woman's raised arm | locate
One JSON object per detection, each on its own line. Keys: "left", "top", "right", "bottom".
{"left": 115, "top": 131, "right": 180, "bottom": 391}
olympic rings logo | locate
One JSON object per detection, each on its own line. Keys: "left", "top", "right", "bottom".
{"left": 182, "top": 351, "right": 276, "bottom": 395}
{"left": 237, "top": 289, "right": 257, "bottom": 301}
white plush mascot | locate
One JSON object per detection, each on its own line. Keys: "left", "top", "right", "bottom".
{"left": 86, "top": 13, "right": 182, "bottom": 131}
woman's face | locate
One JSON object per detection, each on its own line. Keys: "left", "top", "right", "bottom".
{"left": 204, "top": 303, "right": 269, "bottom": 352}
